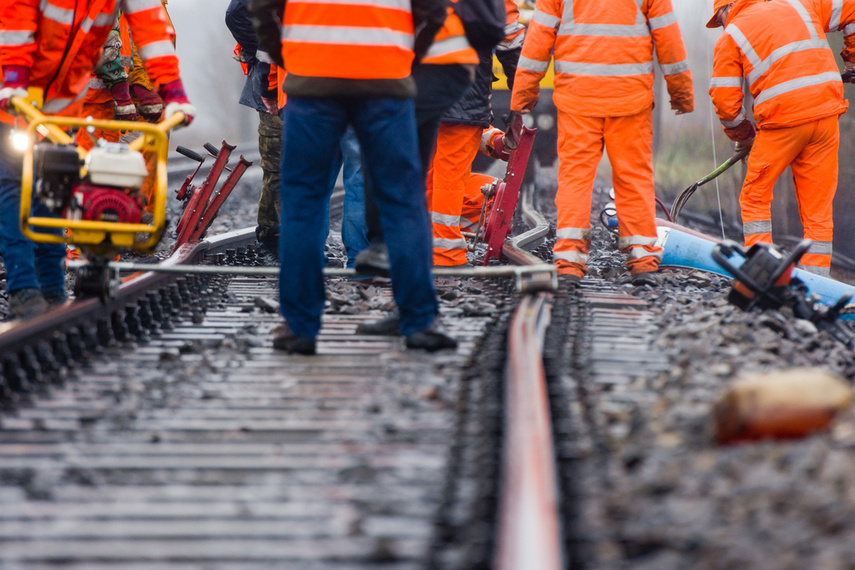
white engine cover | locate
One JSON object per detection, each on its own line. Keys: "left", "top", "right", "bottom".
{"left": 84, "top": 142, "right": 149, "bottom": 189}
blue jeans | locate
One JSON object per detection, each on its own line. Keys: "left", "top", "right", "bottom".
{"left": 329, "top": 126, "right": 368, "bottom": 268}
{"left": 279, "top": 96, "right": 437, "bottom": 338}
{"left": 0, "top": 126, "right": 66, "bottom": 296}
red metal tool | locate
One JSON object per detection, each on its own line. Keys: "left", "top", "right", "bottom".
{"left": 481, "top": 122, "right": 537, "bottom": 265}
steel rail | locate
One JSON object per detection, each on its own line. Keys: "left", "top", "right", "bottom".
{"left": 495, "top": 182, "right": 563, "bottom": 569}
{"left": 0, "top": 228, "right": 257, "bottom": 357}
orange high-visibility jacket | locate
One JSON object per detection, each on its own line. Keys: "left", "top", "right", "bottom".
{"left": 280, "top": 0, "right": 415, "bottom": 79}
{"left": 421, "top": 7, "right": 478, "bottom": 65}
{"left": 511, "top": 0, "right": 693, "bottom": 117}
{"left": 710, "top": 0, "right": 855, "bottom": 137}
{"left": 0, "top": 0, "right": 179, "bottom": 123}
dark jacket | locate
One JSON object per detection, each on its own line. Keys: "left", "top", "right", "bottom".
{"left": 441, "top": 45, "right": 521, "bottom": 128}
{"left": 226, "top": 0, "right": 274, "bottom": 113}
{"left": 248, "top": 0, "right": 446, "bottom": 98}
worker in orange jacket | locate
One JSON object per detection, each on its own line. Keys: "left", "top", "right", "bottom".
{"left": 511, "top": 0, "right": 693, "bottom": 286}
{"left": 708, "top": 0, "right": 855, "bottom": 276}
{"left": 0, "top": 0, "right": 194, "bottom": 318}
{"left": 428, "top": 0, "right": 524, "bottom": 267}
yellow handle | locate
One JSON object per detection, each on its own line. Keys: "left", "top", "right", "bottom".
{"left": 10, "top": 96, "right": 74, "bottom": 145}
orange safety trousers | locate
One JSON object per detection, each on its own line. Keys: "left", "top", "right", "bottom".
{"left": 461, "top": 173, "right": 494, "bottom": 234}
{"left": 554, "top": 108, "right": 661, "bottom": 277}
{"left": 426, "top": 123, "right": 482, "bottom": 266}
{"left": 740, "top": 115, "right": 838, "bottom": 275}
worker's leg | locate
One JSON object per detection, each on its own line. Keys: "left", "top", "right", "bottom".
{"left": 553, "top": 110, "right": 604, "bottom": 277}
{"left": 428, "top": 122, "right": 481, "bottom": 266}
{"left": 604, "top": 108, "right": 662, "bottom": 275}
{"left": 790, "top": 115, "right": 839, "bottom": 275}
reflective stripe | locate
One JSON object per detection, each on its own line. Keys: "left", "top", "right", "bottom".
{"left": 721, "top": 107, "right": 746, "bottom": 128}
{"left": 289, "top": 0, "right": 410, "bottom": 8}
{"left": 532, "top": 9, "right": 560, "bottom": 29}
{"left": 554, "top": 60, "right": 653, "bottom": 76}
{"left": 42, "top": 2, "right": 75, "bottom": 25}
{"left": 431, "top": 212, "right": 461, "bottom": 227}
{"left": 424, "top": 35, "right": 471, "bottom": 59}
{"left": 42, "top": 87, "right": 89, "bottom": 113}
{"left": 845, "top": 23, "right": 855, "bottom": 35}
{"left": 559, "top": 22, "right": 649, "bottom": 37}
{"left": 661, "top": 59, "right": 689, "bottom": 75}
{"left": 139, "top": 40, "right": 176, "bottom": 60}
{"left": 710, "top": 76, "right": 743, "bottom": 88}
{"left": 0, "top": 30, "right": 35, "bottom": 46}
{"left": 754, "top": 71, "right": 840, "bottom": 106}
{"left": 619, "top": 235, "right": 658, "bottom": 249}
{"left": 498, "top": 33, "right": 525, "bottom": 51}
{"left": 743, "top": 219, "right": 772, "bottom": 235}
{"left": 88, "top": 78, "right": 107, "bottom": 90}
{"left": 809, "top": 240, "right": 833, "bottom": 255}
{"left": 556, "top": 227, "right": 591, "bottom": 240}
{"left": 504, "top": 22, "right": 525, "bottom": 35}
{"left": 553, "top": 250, "right": 589, "bottom": 263}
{"left": 626, "top": 247, "right": 663, "bottom": 261}
{"left": 781, "top": 0, "right": 818, "bottom": 39}
{"left": 123, "top": 0, "right": 163, "bottom": 13}
{"left": 830, "top": 0, "right": 843, "bottom": 31}
{"left": 726, "top": 24, "right": 763, "bottom": 70}
{"left": 746, "top": 39, "right": 829, "bottom": 85}
{"left": 282, "top": 26, "right": 412, "bottom": 49}
{"left": 519, "top": 55, "right": 550, "bottom": 72}
{"left": 461, "top": 219, "right": 479, "bottom": 231}
{"left": 433, "top": 237, "right": 467, "bottom": 250}
{"left": 647, "top": 11, "right": 677, "bottom": 30}
{"left": 799, "top": 264, "right": 830, "bottom": 276}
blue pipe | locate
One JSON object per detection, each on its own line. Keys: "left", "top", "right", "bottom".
{"left": 657, "top": 224, "right": 855, "bottom": 316}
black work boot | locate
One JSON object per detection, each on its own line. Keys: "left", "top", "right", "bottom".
{"left": 559, "top": 274, "right": 582, "bottom": 289}
{"left": 272, "top": 321, "right": 316, "bottom": 355}
{"left": 8, "top": 288, "right": 49, "bottom": 319}
{"left": 355, "top": 242, "right": 390, "bottom": 277}
{"left": 356, "top": 310, "right": 401, "bottom": 336}
{"left": 406, "top": 318, "right": 458, "bottom": 352}
{"left": 630, "top": 271, "right": 661, "bottom": 287}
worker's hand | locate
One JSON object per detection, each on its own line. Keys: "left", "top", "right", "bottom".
{"left": 261, "top": 96, "right": 279, "bottom": 116}
{"left": 502, "top": 110, "right": 527, "bottom": 151}
{"left": 131, "top": 84, "right": 164, "bottom": 122}
{"left": 843, "top": 60, "right": 855, "bottom": 83}
{"left": 670, "top": 97, "right": 694, "bottom": 115}
{"left": 481, "top": 127, "right": 510, "bottom": 161}
{"left": 158, "top": 79, "right": 196, "bottom": 127}
{"left": 110, "top": 81, "right": 137, "bottom": 122}
{"left": 734, "top": 137, "right": 754, "bottom": 157}
{"left": 0, "top": 65, "right": 30, "bottom": 114}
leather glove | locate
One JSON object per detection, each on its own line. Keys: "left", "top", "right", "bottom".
{"left": 158, "top": 79, "right": 195, "bottom": 127}
{"left": 735, "top": 137, "right": 754, "bottom": 156}
{"left": 670, "top": 96, "right": 694, "bottom": 115}
{"left": 0, "top": 65, "right": 30, "bottom": 114}
{"left": 502, "top": 111, "right": 526, "bottom": 151}
{"left": 110, "top": 81, "right": 137, "bottom": 122}
{"left": 131, "top": 84, "right": 164, "bottom": 122}
{"left": 843, "top": 60, "right": 855, "bottom": 83}
{"left": 481, "top": 127, "right": 510, "bottom": 161}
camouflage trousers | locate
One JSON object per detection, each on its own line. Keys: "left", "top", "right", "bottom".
{"left": 256, "top": 111, "right": 282, "bottom": 242}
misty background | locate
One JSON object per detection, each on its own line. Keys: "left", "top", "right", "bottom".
{"left": 166, "top": 0, "right": 855, "bottom": 260}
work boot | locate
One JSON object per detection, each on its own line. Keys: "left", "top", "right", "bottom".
{"left": 43, "top": 288, "right": 68, "bottom": 306}
{"left": 272, "top": 321, "right": 316, "bottom": 355}
{"left": 356, "top": 310, "right": 401, "bottom": 336}
{"left": 8, "top": 288, "right": 49, "bottom": 319}
{"left": 559, "top": 274, "right": 581, "bottom": 289}
{"left": 630, "top": 271, "right": 661, "bottom": 287}
{"left": 406, "top": 318, "right": 458, "bottom": 352}
{"left": 355, "top": 242, "right": 390, "bottom": 277}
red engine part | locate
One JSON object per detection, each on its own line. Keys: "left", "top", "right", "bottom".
{"left": 68, "top": 184, "right": 142, "bottom": 224}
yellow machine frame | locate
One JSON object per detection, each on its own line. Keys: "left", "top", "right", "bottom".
{"left": 11, "top": 95, "right": 185, "bottom": 254}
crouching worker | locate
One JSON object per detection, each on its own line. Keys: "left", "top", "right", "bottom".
{"left": 0, "top": 0, "right": 194, "bottom": 319}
